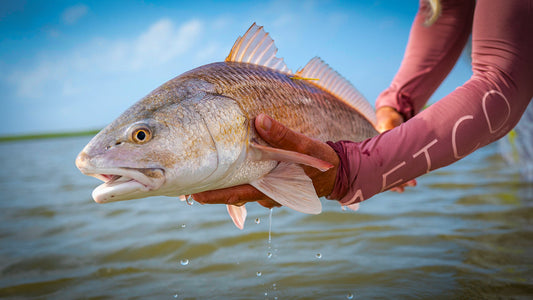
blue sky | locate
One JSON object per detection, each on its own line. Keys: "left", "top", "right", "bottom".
{"left": 0, "top": 0, "right": 472, "bottom": 136}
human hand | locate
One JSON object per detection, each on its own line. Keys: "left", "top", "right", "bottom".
{"left": 376, "top": 106, "right": 404, "bottom": 133}
{"left": 375, "top": 106, "right": 416, "bottom": 192}
{"left": 192, "top": 113, "right": 340, "bottom": 209}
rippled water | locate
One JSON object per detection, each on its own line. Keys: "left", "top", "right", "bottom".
{"left": 0, "top": 136, "right": 532, "bottom": 299}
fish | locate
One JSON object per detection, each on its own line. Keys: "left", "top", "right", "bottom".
{"left": 75, "top": 23, "right": 378, "bottom": 229}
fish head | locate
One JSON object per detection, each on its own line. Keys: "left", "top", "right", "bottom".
{"left": 76, "top": 115, "right": 168, "bottom": 203}
{"left": 76, "top": 83, "right": 249, "bottom": 203}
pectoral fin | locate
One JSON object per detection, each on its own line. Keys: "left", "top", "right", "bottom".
{"left": 227, "top": 204, "right": 247, "bottom": 230}
{"left": 250, "top": 142, "right": 333, "bottom": 171}
{"left": 250, "top": 162, "right": 322, "bottom": 215}
{"left": 226, "top": 143, "right": 328, "bottom": 229}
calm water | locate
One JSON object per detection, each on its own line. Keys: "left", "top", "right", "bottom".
{"left": 0, "top": 136, "right": 532, "bottom": 299}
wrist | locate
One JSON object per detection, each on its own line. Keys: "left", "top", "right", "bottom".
{"left": 325, "top": 141, "right": 355, "bottom": 201}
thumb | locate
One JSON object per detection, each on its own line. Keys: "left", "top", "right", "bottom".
{"left": 255, "top": 113, "right": 307, "bottom": 153}
{"left": 254, "top": 113, "right": 340, "bottom": 198}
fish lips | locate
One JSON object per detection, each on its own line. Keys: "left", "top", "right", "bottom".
{"left": 80, "top": 167, "right": 166, "bottom": 203}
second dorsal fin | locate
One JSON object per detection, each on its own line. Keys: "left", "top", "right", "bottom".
{"left": 295, "top": 57, "right": 377, "bottom": 125}
{"left": 226, "top": 23, "right": 291, "bottom": 74}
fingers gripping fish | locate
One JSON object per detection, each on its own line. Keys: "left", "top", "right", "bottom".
{"left": 75, "top": 23, "right": 377, "bottom": 229}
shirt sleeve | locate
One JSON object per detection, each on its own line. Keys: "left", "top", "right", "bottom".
{"left": 328, "top": 0, "right": 533, "bottom": 204}
{"left": 375, "top": 0, "right": 475, "bottom": 121}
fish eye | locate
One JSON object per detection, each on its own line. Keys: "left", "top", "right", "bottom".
{"left": 130, "top": 126, "right": 152, "bottom": 144}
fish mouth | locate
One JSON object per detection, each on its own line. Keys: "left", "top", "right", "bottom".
{"left": 84, "top": 168, "right": 165, "bottom": 203}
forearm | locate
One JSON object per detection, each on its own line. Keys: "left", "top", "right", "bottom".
{"left": 375, "top": 0, "right": 475, "bottom": 120}
{"left": 330, "top": 77, "right": 532, "bottom": 204}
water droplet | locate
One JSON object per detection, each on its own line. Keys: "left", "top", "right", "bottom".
{"left": 346, "top": 292, "right": 354, "bottom": 299}
{"left": 315, "top": 253, "right": 322, "bottom": 259}
{"left": 264, "top": 292, "right": 268, "bottom": 296}
{"left": 186, "top": 195, "right": 194, "bottom": 205}
{"left": 180, "top": 224, "right": 186, "bottom": 229}
{"left": 180, "top": 259, "right": 189, "bottom": 266}
{"left": 267, "top": 252, "right": 272, "bottom": 259}
{"left": 341, "top": 205, "right": 346, "bottom": 211}
{"left": 173, "top": 294, "right": 179, "bottom": 298}
{"left": 268, "top": 208, "right": 273, "bottom": 243}
{"left": 255, "top": 218, "right": 260, "bottom": 224}
{"left": 256, "top": 271, "right": 262, "bottom": 277}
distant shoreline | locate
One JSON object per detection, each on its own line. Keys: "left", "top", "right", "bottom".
{"left": 0, "top": 129, "right": 100, "bottom": 142}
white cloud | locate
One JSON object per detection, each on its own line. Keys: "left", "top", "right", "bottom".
{"left": 62, "top": 4, "right": 89, "bottom": 25}
{"left": 8, "top": 60, "right": 68, "bottom": 99}
{"left": 7, "top": 19, "right": 205, "bottom": 100}
{"left": 129, "top": 19, "right": 203, "bottom": 70}
{"left": 194, "top": 42, "right": 221, "bottom": 62}
{"left": 73, "top": 18, "right": 204, "bottom": 72}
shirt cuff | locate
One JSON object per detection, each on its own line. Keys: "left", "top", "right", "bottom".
{"left": 375, "top": 87, "right": 415, "bottom": 121}
{"left": 326, "top": 140, "right": 362, "bottom": 204}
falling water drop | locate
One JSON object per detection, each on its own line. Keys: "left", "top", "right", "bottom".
{"left": 267, "top": 252, "right": 272, "bottom": 259}
{"left": 272, "top": 283, "right": 279, "bottom": 299}
{"left": 255, "top": 218, "right": 260, "bottom": 224}
{"left": 173, "top": 294, "right": 179, "bottom": 298}
{"left": 186, "top": 195, "right": 194, "bottom": 205}
{"left": 315, "top": 253, "right": 322, "bottom": 259}
{"left": 268, "top": 208, "right": 273, "bottom": 243}
{"left": 180, "top": 259, "right": 189, "bottom": 266}
{"left": 256, "top": 271, "right": 262, "bottom": 277}
{"left": 341, "top": 205, "right": 346, "bottom": 211}
{"left": 180, "top": 224, "right": 186, "bottom": 229}
{"left": 346, "top": 292, "right": 354, "bottom": 299}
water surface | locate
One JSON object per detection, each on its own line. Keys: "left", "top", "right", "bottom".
{"left": 0, "top": 136, "right": 532, "bottom": 299}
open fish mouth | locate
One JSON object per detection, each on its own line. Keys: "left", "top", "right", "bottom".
{"left": 86, "top": 168, "right": 165, "bottom": 203}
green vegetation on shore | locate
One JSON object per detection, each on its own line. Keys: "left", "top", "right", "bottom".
{"left": 0, "top": 129, "right": 100, "bottom": 142}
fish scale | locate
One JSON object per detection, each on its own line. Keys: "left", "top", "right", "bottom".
{"left": 176, "top": 61, "right": 376, "bottom": 142}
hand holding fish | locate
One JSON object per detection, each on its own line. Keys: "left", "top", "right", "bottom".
{"left": 192, "top": 113, "right": 340, "bottom": 208}
{"left": 77, "top": 0, "right": 533, "bottom": 230}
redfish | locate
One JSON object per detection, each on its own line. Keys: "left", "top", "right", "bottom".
{"left": 75, "top": 23, "right": 377, "bottom": 229}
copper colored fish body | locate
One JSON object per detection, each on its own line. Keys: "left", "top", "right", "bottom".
{"left": 76, "top": 23, "right": 377, "bottom": 229}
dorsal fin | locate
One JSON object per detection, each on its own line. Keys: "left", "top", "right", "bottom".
{"left": 295, "top": 57, "right": 376, "bottom": 125}
{"left": 226, "top": 23, "right": 292, "bottom": 74}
